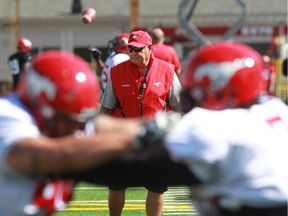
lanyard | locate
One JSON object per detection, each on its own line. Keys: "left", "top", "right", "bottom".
{"left": 139, "top": 70, "right": 148, "bottom": 116}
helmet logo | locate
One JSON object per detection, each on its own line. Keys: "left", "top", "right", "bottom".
{"left": 28, "top": 68, "right": 57, "bottom": 100}
{"left": 154, "top": 82, "right": 161, "bottom": 87}
{"left": 76, "top": 72, "right": 87, "bottom": 83}
{"left": 195, "top": 58, "right": 254, "bottom": 91}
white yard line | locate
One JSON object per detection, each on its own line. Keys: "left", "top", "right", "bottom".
{"left": 71, "top": 186, "right": 197, "bottom": 215}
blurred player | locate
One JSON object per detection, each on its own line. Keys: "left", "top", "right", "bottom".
{"left": 90, "top": 33, "right": 130, "bottom": 93}
{"left": 74, "top": 41, "right": 288, "bottom": 216}
{"left": 151, "top": 27, "right": 181, "bottom": 75}
{"left": 0, "top": 50, "right": 142, "bottom": 215}
{"left": 7, "top": 37, "right": 32, "bottom": 90}
{"left": 261, "top": 55, "right": 276, "bottom": 96}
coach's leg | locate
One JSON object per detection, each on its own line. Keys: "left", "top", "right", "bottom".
{"left": 146, "top": 190, "right": 164, "bottom": 216}
{"left": 145, "top": 185, "right": 167, "bottom": 216}
{"left": 108, "top": 188, "right": 126, "bottom": 216}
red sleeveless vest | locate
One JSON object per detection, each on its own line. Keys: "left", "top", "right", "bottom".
{"left": 110, "top": 55, "right": 174, "bottom": 118}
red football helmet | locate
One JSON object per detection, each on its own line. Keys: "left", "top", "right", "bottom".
{"left": 18, "top": 37, "right": 32, "bottom": 53}
{"left": 181, "top": 41, "right": 263, "bottom": 111}
{"left": 17, "top": 50, "right": 100, "bottom": 136}
{"left": 107, "top": 33, "right": 129, "bottom": 54}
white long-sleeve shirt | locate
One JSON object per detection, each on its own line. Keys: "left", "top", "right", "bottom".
{"left": 0, "top": 93, "right": 40, "bottom": 215}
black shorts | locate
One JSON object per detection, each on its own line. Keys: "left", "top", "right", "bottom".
{"left": 108, "top": 184, "right": 168, "bottom": 193}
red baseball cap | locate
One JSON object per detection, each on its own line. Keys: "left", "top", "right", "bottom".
{"left": 128, "top": 30, "right": 152, "bottom": 48}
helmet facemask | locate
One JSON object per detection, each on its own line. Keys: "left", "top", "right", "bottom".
{"left": 37, "top": 104, "right": 98, "bottom": 137}
{"left": 107, "top": 34, "right": 129, "bottom": 54}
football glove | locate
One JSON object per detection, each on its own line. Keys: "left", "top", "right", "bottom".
{"left": 89, "top": 47, "right": 102, "bottom": 61}
{"left": 133, "top": 111, "right": 182, "bottom": 150}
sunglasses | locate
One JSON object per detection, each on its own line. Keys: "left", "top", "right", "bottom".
{"left": 127, "top": 46, "right": 146, "bottom": 53}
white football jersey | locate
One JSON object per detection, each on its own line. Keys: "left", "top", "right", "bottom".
{"left": 0, "top": 93, "right": 96, "bottom": 215}
{"left": 101, "top": 52, "right": 129, "bottom": 90}
{"left": 0, "top": 93, "right": 40, "bottom": 215}
{"left": 165, "top": 96, "right": 288, "bottom": 210}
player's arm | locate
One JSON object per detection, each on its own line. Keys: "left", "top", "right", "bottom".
{"left": 60, "top": 112, "right": 199, "bottom": 187}
{"left": 269, "top": 68, "right": 276, "bottom": 95}
{"left": 71, "top": 147, "right": 200, "bottom": 187}
{"left": 62, "top": 145, "right": 201, "bottom": 187}
{"left": 6, "top": 115, "right": 139, "bottom": 176}
{"left": 96, "top": 59, "right": 105, "bottom": 69}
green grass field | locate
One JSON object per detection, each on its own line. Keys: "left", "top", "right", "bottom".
{"left": 55, "top": 182, "right": 199, "bottom": 216}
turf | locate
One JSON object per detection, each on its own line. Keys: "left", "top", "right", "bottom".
{"left": 54, "top": 182, "right": 199, "bottom": 216}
